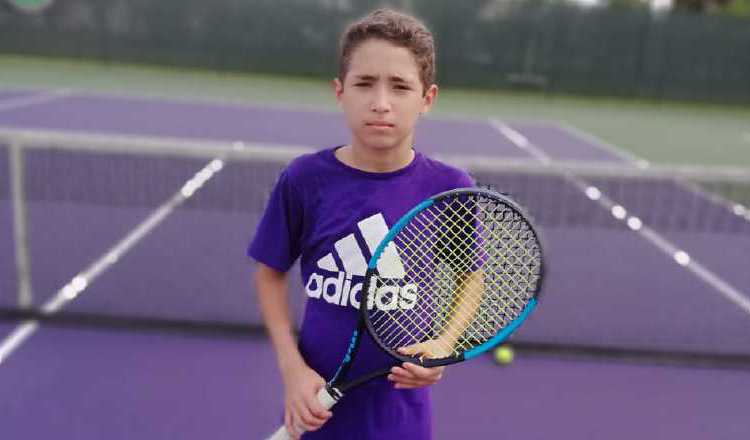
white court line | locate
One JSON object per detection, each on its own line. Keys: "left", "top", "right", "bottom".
{"left": 553, "top": 121, "right": 649, "bottom": 167}
{"left": 555, "top": 121, "right": 749, "bottom": 223}
{"left": 0, "top": 322, "right": 39, "bottom": 365}
{"left": 637, "top": 227, "right": 750, "bottom": 315}
{"left": 489, "top": 120, "right": 551, "bottom": 164}
{"left": 0, "top": 157, "right": 225, "bottom": 366}
{"left": 490, "top": 120, "right": 750, "bottom": 317}
{"left": 0, "top": 89, "right": 72, "bottom": 112}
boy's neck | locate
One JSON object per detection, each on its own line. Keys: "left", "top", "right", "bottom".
{"left": 336, "top": 143, "right": 415, "bottom": 173}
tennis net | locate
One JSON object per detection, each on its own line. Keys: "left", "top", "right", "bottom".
{"left": 2, "top": 127, "right": 749, "bottom": 367}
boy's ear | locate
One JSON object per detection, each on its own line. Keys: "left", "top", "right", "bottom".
{"left": 332, "top": 78, "right": 344, "bottom": 104}
{"left": 421, "top": 84, "right": 438, "bottom": 114}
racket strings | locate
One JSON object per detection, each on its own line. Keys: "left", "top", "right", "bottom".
{"left": 375, "top": 254, "right": 484, "bottom": 355}
{"left": 431, "top": 198, "right": 537, "bottom": 304}
{"left": 367, "top": 195, "right": 542, "bottom": 359}
{"left": 374, "top": 251, "right": 494, "bottom": 352}
{"left": 371, "top": 272, "right": 504, "bottom": 356}
{"left": 376, "top": 215, "right": 500, "bottom": 349}
{"left": 427, "top": 200, "right": 533, "bottom": 339}
{"left": 436, "top": 200, "right": 535, "bottom": 285}
{"left": 369, "top": 223, "right": 454, "bottom": 350}
{"left": 372, "top": 199, "right": 530, "bottom": 354}
{"left": 429, "top": 198, "right": 538, "bottom": 324}
{"left": 368, "top": 226, "right": 482, "bottom": 354}
{"left": 373, "top": 253, "right": 489, "bottom": 353}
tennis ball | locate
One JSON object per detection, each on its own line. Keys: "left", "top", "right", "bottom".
{"left": 493, "top": 345, "right": 514, "bottom": 365}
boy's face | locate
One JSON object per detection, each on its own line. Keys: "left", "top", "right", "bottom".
{"left": 334, "top": 38, "right": 437, "bottom": 153}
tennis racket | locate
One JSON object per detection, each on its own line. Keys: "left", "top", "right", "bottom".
{"left": 267, "top": 187, "right": 544, "bottom": 439}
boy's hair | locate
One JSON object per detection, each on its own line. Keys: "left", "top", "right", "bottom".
{"left": 338, "top": 8, "right": 435, "bottom": 94}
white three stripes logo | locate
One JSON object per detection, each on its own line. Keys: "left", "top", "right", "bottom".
{"left": 316, "top": 213, "right": 406, "bottom": 278}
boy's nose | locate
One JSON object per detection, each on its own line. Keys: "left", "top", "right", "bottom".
{"left": 370, "top": 90, "right": 391, "bottom": 112}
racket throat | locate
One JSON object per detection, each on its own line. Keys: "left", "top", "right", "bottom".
{"left": 320, "top": 385, "right": 343, "bottom": 408}
{"left": 337, "top": 367, "right": 393, "bottom": 393}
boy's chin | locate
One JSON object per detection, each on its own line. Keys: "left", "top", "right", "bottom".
{"left": 367, "top": 143, "right": 399, "bottom": 151}
{"left": 358, "top": 138, "right": 409, "bottom": 152}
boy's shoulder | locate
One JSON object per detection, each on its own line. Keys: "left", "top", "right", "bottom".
{"left": 282, "top": 148, "right": 333, "bottom": 185}
{"left": 280, "top": 148, "right": 473, "bottom": 190}
{"left": 419, "top": 153, "right": 474, "bottom": 187}
{"left": 420, "top": 153, "right": 470, "bottom": 176}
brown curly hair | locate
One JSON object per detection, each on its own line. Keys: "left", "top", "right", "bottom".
{"left": 338, "top": 8, "right": 436, "bottom": 94}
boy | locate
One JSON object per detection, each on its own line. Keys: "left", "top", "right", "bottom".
{"left": 249, "top": 8, "right": 473, "bottom": 439}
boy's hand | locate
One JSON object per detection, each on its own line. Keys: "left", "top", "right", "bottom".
{"left": 281, "top": 362, "right": 333, "bottom": 439}
{"left": 386, "top": 342, "right": 447, "bottom": 389}
{"left": 387, "top": 362, "right": 445, "bottom": 389}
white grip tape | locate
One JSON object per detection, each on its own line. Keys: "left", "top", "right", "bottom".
{"left": 316, "top": 386, "right": 338, "bottom": 409}
{"left": 265, "top": 387, "right": 341, "bottom": 440}
{"left": 266, "top": 426, "right": 293, "bottom": 440}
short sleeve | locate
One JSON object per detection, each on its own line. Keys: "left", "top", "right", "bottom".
{"left": 457, "top": 170, "right": 475, "bottom": 188}
{"left": 247, "top": 169, "right": 304, "bottom": 272}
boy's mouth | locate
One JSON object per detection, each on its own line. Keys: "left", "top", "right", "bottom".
{"left": 366, "top": 121, "right": 395, "bottom": 128}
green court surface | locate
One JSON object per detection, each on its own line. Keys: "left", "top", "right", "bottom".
{"left": 1, "top": 55, "right": 748, "bottom": 167}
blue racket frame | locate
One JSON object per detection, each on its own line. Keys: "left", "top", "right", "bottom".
{"left": 328, "top": 187, "right": 544, "bottom": 392}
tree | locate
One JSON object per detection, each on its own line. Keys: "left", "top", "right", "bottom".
{"left": 673, "top": 0, "right": 732, "bottom": 12}
{"left": 722, "top": 0, "right": 750, "bottom": 16}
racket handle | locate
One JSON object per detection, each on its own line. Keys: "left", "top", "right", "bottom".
{"left": 265, "top": 386, "right": 341, "bottom": 440}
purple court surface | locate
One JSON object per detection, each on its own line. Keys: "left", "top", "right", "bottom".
{"left": 0, "top": 89, "right": 36, "bottom": 101}
{"left": 1, "top": 89, "right": 748, "bottom": 438}
{"left": 1, "top": 148, "right": 16, "bottom": 308}
{"left": 0, "top": 325, "right": 747, "bottom": 439}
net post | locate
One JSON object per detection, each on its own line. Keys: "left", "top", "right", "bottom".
{"left": 9, "top": 140, "right": 33, "bottom": 309}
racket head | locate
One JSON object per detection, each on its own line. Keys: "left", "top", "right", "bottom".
{"left": 361, "top": 188, "right": 544, "bottom": 368}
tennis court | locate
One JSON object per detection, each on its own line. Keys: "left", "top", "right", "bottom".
{"left": 1, "top": 324, "right": 748, "bottom": 439}
{"left": 1, "top": 87, "right": 749, "bottom": 438}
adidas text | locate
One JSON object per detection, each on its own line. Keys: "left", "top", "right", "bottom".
{"left": 305, "top": 272, "right": 417, "bottom": 311}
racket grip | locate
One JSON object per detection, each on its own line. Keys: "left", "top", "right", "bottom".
{"left": 265, "top": 386, "right": 341, "bottom": 440}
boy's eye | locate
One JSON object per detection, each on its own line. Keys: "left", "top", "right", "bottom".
{"left": 395, "top": 85, "right": 411, "bottom": 91}
{"left": 354, "top": 82, "right": 371, "bottom": 87}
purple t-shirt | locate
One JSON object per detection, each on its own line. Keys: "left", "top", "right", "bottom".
{"left": 249, "top": 147, "right": 473, "bottom": 439}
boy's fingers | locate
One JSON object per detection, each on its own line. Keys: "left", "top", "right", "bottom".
{"left": 398, "top": 344, "right": 425, "bottom": 356}
{"left": 298, "top": 407, "right": 325, "bottom": 429}
{"left": 389, "top": 367, "right": 443, "bottom": 388}
{"left": 288, "top": 412, "right": 302, "bottom": 439}
{"left": 389, "top": 371, "right": 432, "bottom": 387}
{"left": 292, "top": 401, "right": 316, "bottom": 430}
{"left": 390, "top": 366, "right": 410, "bottom": 376}
{"left": 403, "top": 362, "right": 444, "bottom": 380}
{"left": 393, "top": 375, "right": 434, "bottom": 388}
{"left": 402, "top": 362, "right": 434, "bottom": 378}
{"left": 305, "top": 394, "right": 333, "bottom": 420}
{"left": 394, "top": 382, "right": 420, "bottom": 389}
{"left": 388, "top": 372, "right": 422, "bottom": 384}
{"left": 389, "top": 366, "right": 433, "bottom": 382}
{"left": 393, "top": 377, "right": 425, "bottom": 385}
{"left": 284, "top": 410, "right": 294, "bottom": 437}
{"left": 299, "top": 396, "right": 330, "bottom": 428}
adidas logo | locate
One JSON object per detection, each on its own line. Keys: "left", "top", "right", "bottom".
{"left": 305, "top": 213, "right": 417, "bottom": 311}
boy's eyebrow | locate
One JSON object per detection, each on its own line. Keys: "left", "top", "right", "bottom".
{"left": 352, "top": 74, "right": 416, "bottom": 84}
{"left": 389, "top": 75, "right": 414, "bottom": 84}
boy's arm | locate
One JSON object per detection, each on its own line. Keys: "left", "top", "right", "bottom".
{"left": 255, "top": 262, "right": 304, "bottom": 371}
{"left": 254, "top": 263, "right": 332, "bottom": 437}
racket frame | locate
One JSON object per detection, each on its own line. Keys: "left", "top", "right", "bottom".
{"left": 266, "top": 188, "right": 545, "bottom": 440}
{"left": 333, "top": 187, "right": 545, "bottom": 387}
